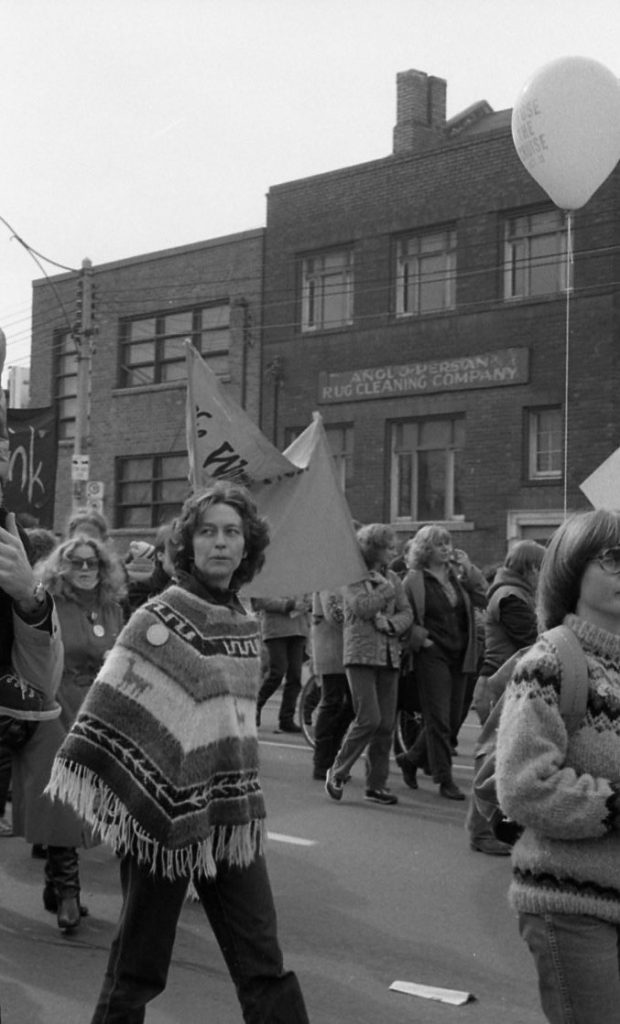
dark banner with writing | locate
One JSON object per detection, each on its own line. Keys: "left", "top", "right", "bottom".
{"left": 5, "top": 408, "right": 57, "bottom": 528}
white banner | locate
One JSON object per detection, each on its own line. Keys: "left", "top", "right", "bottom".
{"left": 580, "top": 447, "right": 620, "bottom": 509}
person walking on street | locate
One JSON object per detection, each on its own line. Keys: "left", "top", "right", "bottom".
{"left": 496, "top": 509, "right": 620, "bottom": 1024}
{"left": 47, "top": 481, "right": 310, "bottom": 1024}
{"left": 0, "top": 513, "right": 63, "bottom": 839}
{"left": 397, "top": 525, "right": 487, "bottom": 801}
{"left": 25, "top": 535, "right": 125, "bottom": 932}
{"left": 467, "top": 539, "right": 545, "bottom": 856}
{"left": 254, "top": 593, "right": 312, "bottom": 733}
{"left": 325, "top": 524, "right": 412, "bottom": 806}
{"left": 310, "top": 589, "right": 353, "bottom": 781}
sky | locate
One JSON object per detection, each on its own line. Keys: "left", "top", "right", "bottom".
{"left": 2, "top": 0, "right": 620, "bottom": 384}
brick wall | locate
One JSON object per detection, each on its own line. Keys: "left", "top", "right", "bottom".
{"left": 262, "top": 122, "right": 620, "bottom": 566}
{"left": 30, "top": 230, "right": 264, "bottom": 544}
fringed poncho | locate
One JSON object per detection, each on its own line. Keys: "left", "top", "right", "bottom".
{"left": 46, "top": 583, "right": 266, "bottom": 880}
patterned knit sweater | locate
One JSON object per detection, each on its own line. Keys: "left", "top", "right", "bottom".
{"left": 496, "top": 614, "right": 620, "bottom": 923}
{"left": 45, "top": 583, "right": 266, "bottom": 880}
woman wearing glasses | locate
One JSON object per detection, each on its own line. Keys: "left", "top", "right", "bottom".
{"left": 496, "top": 509, "right": 620, "bottom": 1024}
{"left": 18, "top": 536, "right": 125, "bottom": 932}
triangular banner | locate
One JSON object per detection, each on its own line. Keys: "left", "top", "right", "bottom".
{"left": 185, "top": 344, "right": 366, "bottom": 596}
{"left": 579, "top": 447, "right": 620, "bottom": 509}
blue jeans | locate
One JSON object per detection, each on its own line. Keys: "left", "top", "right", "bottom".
{"left": 332, "top": 665, "right": 398, "bottom": 790}
{"left": 519, "top": 911, "right": 620, "bottom": 1023}
{"left": 91, "top": 851, "right": 309, "bottom": 1024}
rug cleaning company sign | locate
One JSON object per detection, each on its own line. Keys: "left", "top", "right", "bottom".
{"left": 318, "top": 347, "right": 529, "bottom": 403}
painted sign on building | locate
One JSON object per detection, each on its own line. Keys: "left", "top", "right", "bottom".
{"left": 318, "top": 347, "right": 529, "bottom": 403}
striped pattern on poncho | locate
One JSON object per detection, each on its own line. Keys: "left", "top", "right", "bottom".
{"left": 46, "top": 584, "right": 266, "bottom": 880}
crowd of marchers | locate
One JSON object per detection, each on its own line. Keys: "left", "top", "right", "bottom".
{"left": 3, "top": 491, "right": 620, "bottom": 1024}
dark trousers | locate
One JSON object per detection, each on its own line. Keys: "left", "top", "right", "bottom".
{"left": 258, "top": 636, "right": 306, "bottom": 727}
{"left": 313, "top": 673, "right": 354, "bottom": 775}
{"left": 0, "top": 742, "right": 11, "bottom": 816}
{"left": 46, "top": 845, "right": 80, "bottom": 898}
{"left": 91, "top": 851, "right": 309, "bottom": 1024}
{"left": 404, "top": 647, "right": 466, "bottom": 784}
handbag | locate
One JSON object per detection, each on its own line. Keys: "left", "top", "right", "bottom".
{"left": 0, "top": 715, "right": 39, "bottom": 752}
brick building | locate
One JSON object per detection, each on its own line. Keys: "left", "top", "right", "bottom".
{"left": 30, "top": 229, "right": 264, "bottom": 547}
{"left": 261, "top": 68, "right": 620, "bottom": 567}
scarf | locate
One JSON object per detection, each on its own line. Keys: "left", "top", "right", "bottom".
{"left": 45, "top": 583, "right": 266, "bottom": 880}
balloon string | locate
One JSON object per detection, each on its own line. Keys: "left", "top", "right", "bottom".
{"left": 563, "top": 211, "right": 574, "bottom": 518}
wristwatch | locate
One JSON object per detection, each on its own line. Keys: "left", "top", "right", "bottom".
{"left": 16, "top": 580, "right": 47, "bottom": 618}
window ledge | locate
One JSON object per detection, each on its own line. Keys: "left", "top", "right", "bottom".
{"left": 392, "top": 519, "right": 474, "bottom": 533}
{"left": 112, "top": 376, "right": 230, "bottom": 398}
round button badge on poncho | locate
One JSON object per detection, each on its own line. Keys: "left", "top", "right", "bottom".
{"left": 146, "top": 623, "right": 169, "bottom": 646}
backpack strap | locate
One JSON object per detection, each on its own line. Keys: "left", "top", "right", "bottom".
{"left": 543, "top": 624, "right": 589, "bottom": 733}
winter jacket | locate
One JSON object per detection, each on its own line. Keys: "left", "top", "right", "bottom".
{"left": 252, "top": 596, "right": 311, "bottom": 641}
{"left": 403, "top": 563, "right": 487, "bottom": 673}
{"left": 479, "top": 567, "right": 537, "bottom": 676}
{"left": 342, "top": 570, "right": 412, "bottom": 668}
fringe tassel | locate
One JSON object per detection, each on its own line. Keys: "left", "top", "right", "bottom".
{"left": 46, "top": 759, "right": 265, "bottom": 881}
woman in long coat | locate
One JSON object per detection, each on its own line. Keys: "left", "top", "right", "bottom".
{"left": 397, "top": 523, "right": 487, "bottom": 800}
{"left": 11, "top": 534, "right": 125, "bottom": 932}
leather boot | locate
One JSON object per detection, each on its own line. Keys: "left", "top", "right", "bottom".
{"left": 46, "top": 846, "right": 82, "bottom": 931}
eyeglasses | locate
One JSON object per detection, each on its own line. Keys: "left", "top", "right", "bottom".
{"left": 67, "top": 556, "right": 99, "bottom": 571}
{"left": 594, "top": 547, "right": 620, "bottom": 575}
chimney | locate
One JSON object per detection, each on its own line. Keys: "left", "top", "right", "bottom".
{"left": 393, "top": 69, "right": 447, "bottom": 155}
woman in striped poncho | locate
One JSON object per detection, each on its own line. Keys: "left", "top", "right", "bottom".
{"left": 47, "top": 481, "right": 310, "bottom": 1024}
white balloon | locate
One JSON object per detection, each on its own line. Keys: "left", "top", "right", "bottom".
{"left": 512, "top": 56, "right": 620, "bottom": 210}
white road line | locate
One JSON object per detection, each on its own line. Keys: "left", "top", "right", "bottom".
{"left": 268, "top": 831, "right": 317, "bottom": 847}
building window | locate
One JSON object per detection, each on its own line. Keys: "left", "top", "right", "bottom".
{"left": 54, "top": 331, "right": 80, "bottom": 441}
{"left": 301, "top": 250, "right": 353, "bottom": 332}
{"left": 396, "top": 228, "right": 456, "bottom": 315}
{"left": 390, "top": 416, "right": 465, "bottom": 522}
{"left": 325, "top": 424, "right": 354, "bottom": 491}
{"left": 504, "top": 210, "right": 567, "bottom": 299}
{"left": 119, "top": 303, "right": 230, "bottom": 388}
{"left": 116, "top": 452, "right": 189, "bottom": 528}
{"left": 527, "top": 406, "right": 563, "bottom": 480}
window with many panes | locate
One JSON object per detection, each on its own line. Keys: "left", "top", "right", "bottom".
{"left": 119, "top": 303, "right": 230, "bottom": 388}
{"left": 396, "top": 228, "right": 456, "bottom": 315}
{"left": 504, "top": 210, "right": 567, "bottom": 300}
{"left": 390, "top": 416, "right": 465, "bottom": 522}
{"left": 54, "top": 330, "right": 84, "bottom": 441}
{"left": 301, "top": 250, "right": 353, "bottom": 332}
{"left": 116, "top": 453, "right": 189, "bottom": 528}
{"left": 527, "top": 406, "right": 562, "bottom": 480}
{"left": 324, "top": 424, "right": 354, "bottom": 491}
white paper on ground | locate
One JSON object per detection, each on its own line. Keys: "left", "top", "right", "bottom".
{"left": 389, "top": 980, "right": 475, "bottom": 1005}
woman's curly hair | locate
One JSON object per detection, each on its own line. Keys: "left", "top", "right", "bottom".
{"left": 39, "top": 535, "right": 127, "bottom": 608}
{"left": 172, "top": 481, "right": 270, "bottom": 587}
{"left": 406, "top": 524, "right": 452, "bottom": 570}
{"left": 356, "top": 523, "right": 396, "bottom": 570}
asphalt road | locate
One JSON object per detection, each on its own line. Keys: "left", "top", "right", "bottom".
{"left": 0, "top": 706, "right": 542, "bottom": 1024}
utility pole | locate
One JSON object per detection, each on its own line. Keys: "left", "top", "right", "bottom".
{"left": 71, "top": 258, "right": 95, "bottom": 512}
